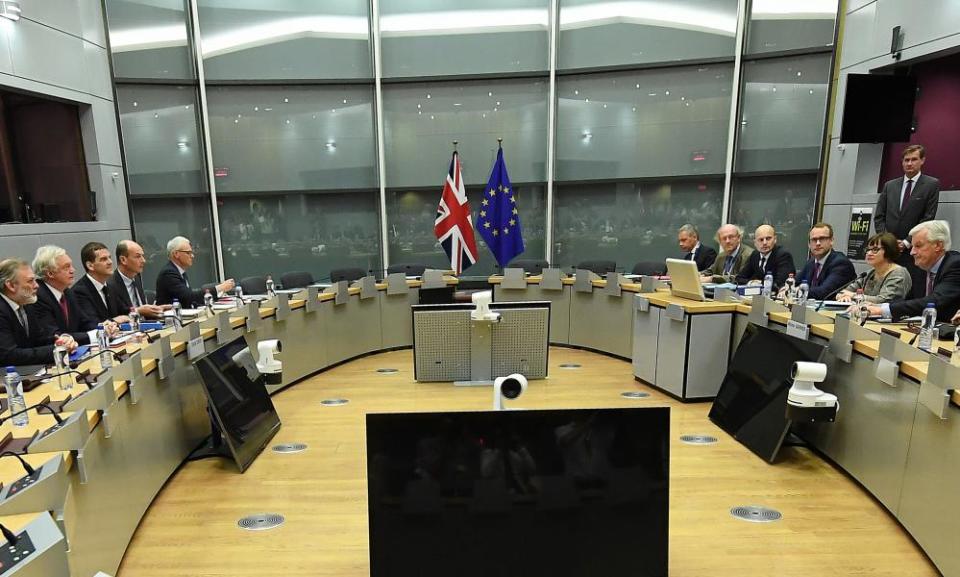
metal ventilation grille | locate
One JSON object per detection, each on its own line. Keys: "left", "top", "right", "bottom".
{"left": 491, "top": 308, "right": 548, "bottom": 378}
{"left": 376, "top": 368, "right": 399, "bottom": 374}
{"left": 621, "top": 391, "right": 650, "bottom": 399}
{"left": 320, "top": 398, "right": 349, "bottom": 406}
{"left": 237, "top": 513, "right": 285, "bottom": 531}
{"left": 680, "top": 434, "right": 718, "bottom": 445}
{"left": 413, "top": 310, "right": 471, "bottom": 381}
{"left": 730, "top": 506, "right": 782, "bottom": 523}
{"left": 559, "top": 363, "right": 581, "bottom": 369}
{"left": 272, "top": 443, "right": 307, "bottom": 453}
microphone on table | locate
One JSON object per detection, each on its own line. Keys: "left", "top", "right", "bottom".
{"left": 815, "top": 271, "right": 868, "bottom": 311}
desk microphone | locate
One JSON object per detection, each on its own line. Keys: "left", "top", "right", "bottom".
{"left": 25, "top": 369, "right": 94, "bottom": 390}
{"left": 0, "top": 451, "right": 36, "bottom": 475}
{"left": 815, "top": 271, "right": 867, "bottom": 311}
{"left": 0, "top": 401, "right": 64, "bottom": 427}
{"left": 69, "top": 349, "right": 125, "bottom": 370}
{"left": 0, "top": 523, "right": 19, "bottom": 545}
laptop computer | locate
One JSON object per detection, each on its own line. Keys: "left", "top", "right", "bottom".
{"left": 665, "top": 258, "right": 707, "bottom": 302}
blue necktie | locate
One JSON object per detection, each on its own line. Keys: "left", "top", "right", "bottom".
{"left": 723, "top": 256, "right": 734, "bottom": 275}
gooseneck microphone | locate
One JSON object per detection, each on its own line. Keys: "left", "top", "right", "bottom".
{"left": 0, "top": 451, "right": 36, "bottom": 475}
{"left": 815, "top": 271, "right": 868, "bottom": 311}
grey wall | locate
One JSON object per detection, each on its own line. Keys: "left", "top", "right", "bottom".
{"left": 823, "top": 0, "right": 960, "bottom": 254}
{"left": 0, "top": 0, "right": 130, "bottom": 264}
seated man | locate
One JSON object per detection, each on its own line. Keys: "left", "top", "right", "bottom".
{"left": 703, "top": 224, "right": 753, "bottom": 282}
{"left": 865, "top": 220, "right": 960, "bottom": 322}
{"left": 735, "top": 224, "right": 796, "bottom": 289}
{"left": 31, "top": 245, "right": 104, "bottom": 345}
{"left": 156, "top": 236, "right": 235, "bottom": 307}
{"left": 797, "top": 223, "right": 856, "bottom": 301}
{"left": 72, "top": 242, "right": 129, "bottom": 324}
{"left": 108, "top": 240, "right": 166, "bottom": 319}
{"left": 677, "top": 224, "right": 717, "bottom": 272}
{"left": 0, "top": 258, "right": 77, "bottom": 366}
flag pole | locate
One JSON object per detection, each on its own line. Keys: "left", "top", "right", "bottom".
{"left": 452, "top": 140, "right": 458, "bottom": 152}
{"left": 497, "top": 138, "right": 502, "bottom": 150}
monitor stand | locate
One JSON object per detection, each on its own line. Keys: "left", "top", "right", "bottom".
{"left": 186, "top": 410, "right": 232, "bottom": 463}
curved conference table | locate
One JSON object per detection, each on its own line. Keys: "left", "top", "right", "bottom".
{"left": 0, "top": 271, "right": 958, "bottom": 577}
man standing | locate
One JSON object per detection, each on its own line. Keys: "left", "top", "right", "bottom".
{"left": 31, "top": 246, "right": 102, "bottom": 345}
{"left": 677, "top": 224, "right": 717, "bottom": 272}
{"left": 73, "top": 242, "right": 128, "bottom": 324}
{"left": 108, "top": 240, "right": 166, "bottom": 319}
{"left": 0, "top": 258, "right": 77, "bottom": 366}
{"left": 703, "top": 224, "right": 753, "bottom": 282}
{"left": 874, "top": 144, "right": 940, "bottom": 297}
{"left": 735, "top": 224, "right": 796, "bottom": 289}
{"left": 156, "top": 236, "right": 235, "bottom": 307}
{"left": 797, "top": 223, "right": 857, "bottom": 301}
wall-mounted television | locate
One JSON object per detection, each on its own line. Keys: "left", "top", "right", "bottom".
{"left": 839, "top": 73, "right": 917, "bottom": 143}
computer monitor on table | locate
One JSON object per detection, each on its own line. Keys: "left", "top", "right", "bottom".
{"left": 665, "top": 258, "right": 706, "bottom": 302}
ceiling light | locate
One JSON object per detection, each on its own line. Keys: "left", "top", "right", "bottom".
{"left": 1, "top": 2, "right": 24, "bottom": 22}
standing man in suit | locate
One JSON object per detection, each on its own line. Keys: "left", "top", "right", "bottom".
{"left": 702, "top": 224, "right": 753, "bottom": 282}
{"left": 677, "top": 224, "right": 717, "bottom": 272}
{"left": 108, "top": 240, "right": 166, "bottom": 319}
{"left": 156, "top": 236, "right": 235, "bottom": 307}
{"left": 865, "top": 221, "right": 960, "bottom": 322}
{"left": 735, "top": 224, "right": 796, "bottom": 289}
{"left": 874, "top": 144, "right": 940, "bottom": 297}
{"left": 31, "top": 245, "right": 108, "bottom": 345}
{"left": 73, "top": 242, "right": 129, "bottom": 324}
{"left": 797, "top": 223, "right": 857, "bottom": 300}
{"left": 0, "top": 258, "right": 77, "bottom": 366}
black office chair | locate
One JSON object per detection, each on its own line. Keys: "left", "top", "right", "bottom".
{"left": 280, "top": 271, "right": 315, "bottom": 289}
{"left": 632, "top": 261, "right": 665, "bottom": 276}
{"left": 144, "top": 289, "right": 157, "bottom": 304}
{"left": 330, "top": 267, "right": 366, "bottom": 284}
{"left": 240, "top": 276, "right": 268, "bottom": 295}
{"left": 387, "top": 263, "right": 428, "bottom": 277}
{"left": 507, "top": 258, "right": 549, "bottom": 275}
{"left": 576, "top": 260, "right": 617, "bottom": 275}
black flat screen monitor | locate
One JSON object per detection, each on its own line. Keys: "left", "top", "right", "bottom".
{"left": 194, "top": 336, "right": 281, "bottom": 472}
{"left": 839, "top": 73, "right": 917, "bottom": 143}
{"left": 709, "top": 323, "right": 825, "bottom": 463}
{"left": 366, "top": 407, "right": 669, "bottom": 577}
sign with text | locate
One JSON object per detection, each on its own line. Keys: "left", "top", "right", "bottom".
{"left": 847, "top": 207, "right": 873, "bottom": 260}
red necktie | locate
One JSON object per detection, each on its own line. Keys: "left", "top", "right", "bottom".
{"left": 901, "top": 179, "right": 913, "bottom": 212}
{"left": 926, "top": 272, "right": 934, "bottom": 296}
{"left": 813, "top": 262, "right": 822, "bottom": 286}
{"left": 59, "top": 295, "right": 69, "bottom": 324}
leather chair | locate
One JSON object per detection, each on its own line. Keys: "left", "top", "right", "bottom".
{"left": 239, "top": 276, "right": 268, "bottom": 295}
{"left": 632, "top": 261, "right": 665, "bottom": 276}
{"left": 330, "top": 267, "right": 367, "bottom": 284}
{"left": 507, "top": 259, "right": 549, "bottom": 275}
{"left": 387, "top": 263, "right": 428, "bottom": 277}
{"left": 280, "top": 271, "right": 315, "bottom": 289}
{"left": 576, "top": 260, "right": 617, "bottom": 275}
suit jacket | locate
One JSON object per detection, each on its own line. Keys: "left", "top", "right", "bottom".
{"left": 155, "top": 260, "right": 205, "bottom": 307}
{"left": 0, "top": 298, "right": 55, "bottom": 366}
{"left": 32, "top": 281, "right": 98, "bottom": 345}
{"left": 797, "top": 251, "right": 857, "bottom": 301}
{"left": 107, "top": 269, "right": 147, "bottom": 313}
{"left": 890, "top": 251, "right": 960, "bottom": 321}
{"left": 684, "top": 244, "right": 718, "bottom": 272}
{"left": 706, "top": 245, "right": 754, "bottom": 281}
{"left": 874, "top": 173, "right": 940, "bottom": 240}
{"left": 735, "top": 245, "right": 796, "bottom": 288}
{"left": 72, "top": 275, "right": 125, "bottom": 323}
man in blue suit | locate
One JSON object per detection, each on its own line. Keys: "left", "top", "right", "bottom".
{"left": 797, "top": 222, "right": 856, "bottom": 301}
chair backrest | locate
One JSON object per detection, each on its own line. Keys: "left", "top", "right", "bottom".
{"left": 240, "top": 275, "right": 268, "bottom": 295}
{"left": 632, "top": 261, "right": 665, "bottom": 276}
{"left": 508, "top": 258, "right": 549, "bottom": 275}
{"left": 330, "top": 267, "right": 367, "bottom": 284}
{"left": 280, "top": 270, "right": 315, "bottom": 289}
{"left": 387, "top": 263, "right": 428, "bottom": 277}
{"left": 576, "top": 260, "right": 617, "bottom": 275}
{"left": 144, "top": 289, "right": 157, "bottom": 304}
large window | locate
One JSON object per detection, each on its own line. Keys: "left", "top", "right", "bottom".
{"left": 745, "top": 0, "right": 838, "bottom": 55}
{"left": 105, "top": 0, "right": 194, "bottom": 80}
{"left": 130, "top": 196, "right": 218, "bottom": 288}
{"left": 730, "top": 174, "right": 817, "bottom": 263}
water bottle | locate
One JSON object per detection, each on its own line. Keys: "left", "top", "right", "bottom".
{"left": 129, "top": 306, "right": 141, "bottom": 333}
{"left": 53, "top": 344, "right": 71, "bottom": 391}
{"left": 918, "top": 302, "right": 937, "bottom": 351}
{"left": 4, "top": 367, "right": 28, "bottom": 427}
{"left": 796, "top": 282, "right": 809, "bottom": 307}
{"left": 97, "top": 324, "right": 112, "bottom": 368}
{"left": 783, "top": 273, "right": 796, "bottom": 304}
{"left": 762, "top": 273, "right": 774, "bottom": 298}
{"left": 851, "top": 289, "right": 866, "bottom": 325}
{"left": 204, "top": 289, "right": 215, "bottom": 314}
{"left": 265, "top": 275, "right": 275, "bottom": 296}
{"left": 235, "top": 285, "right": 244, "bottom": 307}
{"left": 172, "top": 299, "right": 183, "bottom": 329}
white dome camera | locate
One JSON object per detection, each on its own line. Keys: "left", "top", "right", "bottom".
{"left": 256, "top": 339, "right": 282, "bottom": 384}
{"left": 493, "top": 373, "right": 527, "bottom": 411}
{"left": 786, "top": 361, "right": 838, "bottom": 422}
{"left": 471, "top": 290, "right": 500, "bottom": 322}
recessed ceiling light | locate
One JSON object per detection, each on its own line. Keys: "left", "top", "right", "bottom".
{"left": 0, "top": 1, "right": 22, "bottom": 21}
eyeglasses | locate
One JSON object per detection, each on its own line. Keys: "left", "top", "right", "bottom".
{"left": 866, "top": 246, "right": 882, "bottom": 253}
{"left": 177, "top": 250, "right": 194, "bottom": 255}
{"left": 808, "top": 236, "right": 831, "bottom": 243}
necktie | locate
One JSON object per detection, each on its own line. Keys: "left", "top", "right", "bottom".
{"left": 59, "top": 295, "right": 69, "bottom": 325}
{"left": 723, "top": 256, "right": 734, "bottom": 275}
{"left": 16, "top": 306, "right": 28, "bottom": 334}
{"left": 182, "top": 271, "right": 190, "bottom": 288}
{"left": 759, "top": 256, "right": 767, "bottom": 272}
{"left": 813, "top": 262, "right": 822, "bottom": 286}
{"left": 100, "top": 285, "right": 110, "bottom": 308}
{"left": 129, "top": 281, "right": 141, "bottom": 307}
{"left": 685, "top": 252, "right": 693, "bottom": 261}
{"left": 901, "top": 178, "right": 913, "bottom": 212}
{"left": 926, "top": 272, "right": 934, "bottom": 296}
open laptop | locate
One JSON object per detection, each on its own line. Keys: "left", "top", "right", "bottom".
{"left": 665, "top": 258, "right": 707, "bottom": 302}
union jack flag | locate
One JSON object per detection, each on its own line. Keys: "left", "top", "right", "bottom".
{"left": 434, "top": 151, "right": 478, "bottom": 275}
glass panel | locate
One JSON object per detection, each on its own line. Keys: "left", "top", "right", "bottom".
{"left": 206, "top": 85, "right": 378, "bottom": 193}
{"left": 729, "top": 174, "right": 817, "bottom": 264}
{"left": 552, "top": 178, "right": 724, "bottom": 271}
{"left": 558, "top": 0, "right": 738, "bottom": 70}
{"left": 104, "top": 0, "right": 193, "bottom": 80}
{"left": 218, "top": 191, "right": 381, "bottom": 282}
{"left": 556, "top": 65, "right": 733, "bottom": 181}
{"left": 130, "top": 196, "right": 218, "bottom": 288}
{"left": 387, "top": 185, "right": 546, "bottom": 276}
{"left": 197, "top": 0, "right": 372, "bottom": 80}
{"left": 736, "top": 54, "right": 831, "bottom": 173}
{"left": 116, "top": 85, "right": 206, "bottom": 195}
{"left": 380, "top": 0, "right": 549, "bottom": 78}
{"left": 746, "top": 0, "right": 838, "bottom": 55}
{"left": 382, "top": 78, "right": 548, "bottom": 188}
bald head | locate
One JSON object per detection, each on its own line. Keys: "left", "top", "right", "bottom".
{"left": 716, "top": 224, "right": 742, "bottom": 254}
{"left": 754, "top": 225, "right": 777, "bottom": 255}
{"left": 116, "top": 240, "right": 147, "bottom": 276}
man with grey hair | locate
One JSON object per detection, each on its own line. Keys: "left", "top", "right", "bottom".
{"left": 31, "top": 245, "right": 105, "bottom": 345}
{"left": 677, "top": 224, "right": 717, "bottom": 272}
{"left": 156, "top": 236, "right": 235, "bottom": 306}
{"left": 703, "top": 224, "right": 753, "bottom": 282}
{"left": 866, "top": 220, "right": 960, "bottom": 321}
{"left": 0, "top": 258, "right": 77, "bottom": 366}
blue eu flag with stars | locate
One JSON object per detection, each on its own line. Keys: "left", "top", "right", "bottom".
{"left": 477, "top": 146, "right": 524, "bottom": 267}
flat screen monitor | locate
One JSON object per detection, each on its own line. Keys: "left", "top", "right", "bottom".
{"left": 839, "top": 73, "right": 917, "bottom": 143}
{"left": 367, "top": 407, "right": 670, "bottom": 577}
{"left": 194, "top": 335, "right": 281, "bottom": 472}
{"left": 709, "top": 323, "right": 825, "bottom": 463}
{"left": 665, "top": 258, "right": 706, "bottom": 301}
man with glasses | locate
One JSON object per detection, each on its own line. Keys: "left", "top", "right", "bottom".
{"left": 0, "top": 258, "right": 77, "bottom": 366}
{"left": 156, "top": 236, "right": 235, "bottom": 307}
{"left": 797, "top": 223, "right": 856, "bottom": 300}
{"left": 108, "top": 240, "right": 166, "bottom": 319}
{"left": 702, "top": 224, "right": 753, "bottom": 283}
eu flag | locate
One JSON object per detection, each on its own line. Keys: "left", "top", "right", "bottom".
{"left": 477, "top": 146, "right": 524, "bottom": 267}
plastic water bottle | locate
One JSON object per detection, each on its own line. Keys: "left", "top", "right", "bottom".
{"left": 235, "top": 285, "right": 244, "bottom": 307}
{"left": 919, "top": 302, "right": 937, "bottom": 351}
{"left": 129, "top": 306, "right": 141, "bottom": 333}
{"left": 97, "top": 324, "right": 112, "bottom": 368}
{"left": 53, "top": 344, "right": 70, "bottom": 390}
{"left": 796, "top": 282, "right": 809, "bottom": 307}
{"left": 204, "top": 289, "right": 214, "bottom": 314}
{"left": 851, "top": 289, "right": 866, "bottom": 324}
{"left": 783, "top": 273, "right": 796, "bottom": 304}
{"left": 265, "top": 275, "right": 275, "bottom": 296}
{"left": 4, "top": 367, "right": 28, "bottom": 427}
{"left": 172, "top": 299, "right": 183, "bottom": 329}
{"left": 762, "top": 273, "right": 774, "bottom": 298}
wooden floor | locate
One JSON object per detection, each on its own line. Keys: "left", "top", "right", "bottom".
{"left": 118, "top": 347, "right": 938, "bottom": 577}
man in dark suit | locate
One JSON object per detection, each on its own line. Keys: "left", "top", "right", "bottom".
{"left": 73, "top": 242, "right": 128, "bottom": 324}
{"left": 156, "top": 236, "right": 235, "bottom": 307}
{"left": 736, "top": 224, "right": 796, "bottom": 289}
{"left": 31, "top": 245, "right": 102, "bottom": 345}
{"left": 874, "top": 144, "right": 940, "bottom": 297}
{"left": 866, "top": 221, "right": 960, "bottom": 322}
{"left": 677, "top": 224, "right": 717, "bottom": 272}
{"left": 797, "top": 223, "right": 857, "bottom": 301}
{"left": 0, "top": 258, "right": 77, "bottom": 366}
{"left": 108, "top": 240, "right": 166, "bottom": 319}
